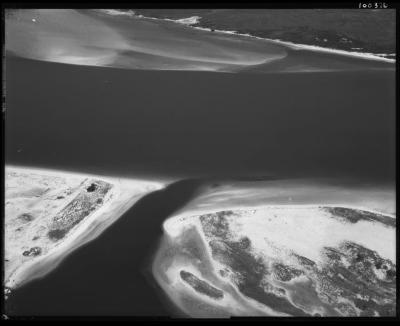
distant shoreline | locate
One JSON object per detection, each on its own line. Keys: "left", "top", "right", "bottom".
{"left": 7, "top": 9, "right": 395, "bottom": 73}
{"left": 96, "top": 10, "right": 395, "bottom": 63}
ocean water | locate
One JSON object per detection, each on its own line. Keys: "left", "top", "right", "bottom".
{"left": 5, "top": 57, "right": 395, "bottom": 180}
{"left": 4, "top": 55, "right": 395, "bottom": 315}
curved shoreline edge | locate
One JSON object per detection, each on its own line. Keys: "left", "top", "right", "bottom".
{"left": 96, "top": 10, "right": 396, "bottom": 64}
{"left": 153, "top": 204, "right": 396, "bottom": 317}
{"left": 6, "top": 9, "right": 395, "bottom": 74}
{"left": 5, "top": 164, "right": 396, "bottom": 316}
{"left": 4, "top": 165, "right": 165, "bottom": 292}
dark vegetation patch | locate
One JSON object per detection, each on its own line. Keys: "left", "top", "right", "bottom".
{"left": 317, "top": 242, "right": 396, "bottom": 316}
{"left": 323, "top": 207, "right": 395, "bottom": 227}
{"left": 219, "top": 269, "right": 228, "bottom": 277}
{"left": 323, "top": 247, "right": 344, "bottom": 261}
{"left": 134, "top": 9, "right": 395, "bottom": 54}
{"left": 18, "top": 213, "right": 34, "bottom": 223}
{"left": 86, "top": 183, "right": 97, "bottom": 192}
{"left": 272, "top": 263, "right": 304, "bottom": 282}
{"left": 22, "top": 247, "right": 42, "bottom": 257}
{"left": 294, "top": 254, "right": 316, "bottom": 268}
{"left": 48, "top": 180, "right": 112, "bottom": 241}
{"left": 198, "top": 210, "right": 395, "bottom": 316}
{"left": 340, "top": 242, "right": 396, "bottom": 285}
{"left": 201, "top": 212, "right": 308, "bottom": 316}
{"left": 180, "top": 270, "right": 224, "bottom": 299}
{"left": 237, "top": 236, "right": 251, "bottom": 250}
{"left": 47, "top": 228, "right": 67, "bottom": 241}
{"left": 200, "top": 211, "right": 233, "bottom": 239}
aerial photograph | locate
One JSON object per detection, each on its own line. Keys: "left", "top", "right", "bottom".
{"left": 3, "top": 6, "right": 396, "bottom": 318}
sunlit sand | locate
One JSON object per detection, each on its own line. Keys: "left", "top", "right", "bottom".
{"left": 5, "top": 165, "right": 164, "bottom": 291}
{"left": 5, "top": 9, "right": 394, "bottom": 73}
{"left": 153, "top": 182, "right": 396, "bottom": 317}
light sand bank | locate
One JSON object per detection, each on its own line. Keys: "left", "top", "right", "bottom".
{"left": 5, "top": 165, "right": 164, "bottom": 290}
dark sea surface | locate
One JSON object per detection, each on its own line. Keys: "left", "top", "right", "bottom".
{"left": 4, "top": 56, "right": 395, "bottom": 315}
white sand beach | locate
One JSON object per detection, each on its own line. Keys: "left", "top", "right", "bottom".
{"left": 153, "top": 181, "right": 396, "bottom": 317}
{"left": 5, "top": 165, "right": 164, "bottom": 290}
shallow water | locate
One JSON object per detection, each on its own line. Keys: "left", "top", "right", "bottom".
{"left": 6, "top": 9, "right": 393, "bottom": 72}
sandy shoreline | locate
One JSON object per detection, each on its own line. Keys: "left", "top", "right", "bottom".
{"left": 151, "top": 177, "right": 396, "bottom": 317}
{"left": 154, "top": 203, "right": 396, "bottom": 317}
{"left": 6, "top": 9, "right": 395, "bottom": 73}
{"left": 5, "top": 165, "right": 164, "bottom": 291}
{"left": 95, "top": 10, "right": 395, "bottom": 63}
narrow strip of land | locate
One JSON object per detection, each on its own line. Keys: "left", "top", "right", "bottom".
{"left": 5, "top": 165, "right": 164, "bottom": 291}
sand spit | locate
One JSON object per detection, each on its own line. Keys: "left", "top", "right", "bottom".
{"left": 163, "top": 178, "right": 396, "bottom": 221}
{"left": 154, "top": 204, "right": 395, "bottom": 317}
{"left": 5, "top": 9, "right": 394, "bottom": 72}
{"left": 152, "top": 179, "right": 395, "bottom": 317}
{"left": 4, "top": 165, "right": 164, "bottom": 291}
